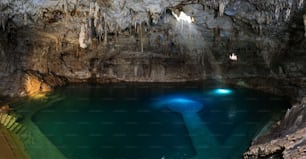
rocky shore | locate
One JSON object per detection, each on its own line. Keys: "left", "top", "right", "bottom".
{"left": 244, "top": 100, "right": 306, "bottom": 158}
{"left": 227, "top": 77, "right": 306, "bottom": 158}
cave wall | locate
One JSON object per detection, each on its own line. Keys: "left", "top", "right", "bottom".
{"left": 0, "top": 0, "right": 305, "bottom": 93}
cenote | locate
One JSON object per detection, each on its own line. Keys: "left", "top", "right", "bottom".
{"left": 19, "top": 82, "right": 290, "bottom": 159}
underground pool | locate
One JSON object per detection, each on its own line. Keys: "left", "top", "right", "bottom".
{"left": 20, "top": 82, "right": 290, "bottom": 159}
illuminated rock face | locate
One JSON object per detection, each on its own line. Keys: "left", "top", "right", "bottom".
{"left": 20, "top": 72, "right": 67, "bottom": 96}
{"left": 23, "top": 73, "right": 52, "bottom": 96}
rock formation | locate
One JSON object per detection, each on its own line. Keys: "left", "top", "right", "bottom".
{"left": 244, "top": 101, "right": 306, "bottom": 158}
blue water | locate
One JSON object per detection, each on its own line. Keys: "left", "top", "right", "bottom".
{"left": 32, "top": 82, "right": 289, "bottom": 159}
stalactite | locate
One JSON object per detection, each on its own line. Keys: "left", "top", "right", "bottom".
{"left": 0, "top": 14, "right": 3, "bottom": 31}
{"left": 88, "top": 18, "right": 93, "bottom": 45}
{"left": 256, "top": 12, "right": 265, "bottom": 35}
{"left": 0, "top": 13, "right": 8, "bottom": 31}
{"left": 303, "top": 14, "right": 306, "bottom": 37}
{"left": 134, "top": 64, "right": 138, "bottom": 78}
{"left": 115, "top": 23, "right": 119, "bottom": 41}
{"left": 23, "top": 13, "right": 28, "bottom": 25}
{"left": 55, "top": 35, "right": 63, "bottom": 52}
{"left": 72, "top": 0, "right": 79, "bottom": 15}
{"left": 104, "top": 14, "right": 107, "bottom": 45}
{"left": 108, "top": 22, "right": 116, "bottom": 33}
{"left": 134, "top": 21, "right": 137, "bottom": 33}
{"left": 150, "top": 12, "right": 159, "bottom": 24}
{"left": 96, "top": 19, "right": 103, "bottom": 42}
{"left": 63, "top": 0, "right": 69, "bottom": 15}
{"left": 79, "top": 23, "right": 88, "bottom": 49}
{"left": 140, "top": 22, "right": 143, "bottom": 53}
{"left": 94, "top": 2, "right": 100, "bottom": 28}
{"left": 218, "top": 2, "right": 225, "bottom": 16}
{"left": 285, "top": 9, "right": 291, "bottom": 22}
{"left": 274, "top": 6, "right": 280, "bottom": 21}
{"left": 89, "top": 0, "right": 95, "bottom": 17}
{"left": 298, "top": 0, "right": 304, "bottom": 9}
{"left": 288, "top": 0, "right": 293, "bottom": 8}
{"left": 266, "top": 13, "right": 272, "bottom": 25}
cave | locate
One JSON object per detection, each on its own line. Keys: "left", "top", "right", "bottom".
{"left": 0, "top": 0, "right": 306, "bottom": 159}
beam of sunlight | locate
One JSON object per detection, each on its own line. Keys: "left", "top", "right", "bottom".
{"left": 169, "top": 10, "right": 224, "bottom": 82}
{"left": 154, "top": 91, "right": 247, "bottom": 159}
{"left": 154, "top": 94, "right": 218, "bottom": 158}
{"left": 182, "top": 113, "right": 219, "bottom": 159}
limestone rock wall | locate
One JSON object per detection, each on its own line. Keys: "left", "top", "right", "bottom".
{"left": 0, "top": 0, "right": 305, "bottom": 97}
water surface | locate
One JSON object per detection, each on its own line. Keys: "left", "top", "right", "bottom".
{"left": 31, "top": 82, "right": 289, "bottom": 159}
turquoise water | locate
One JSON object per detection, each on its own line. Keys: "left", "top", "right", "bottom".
{"left": 31, "top": 82, "right": 289, "bottom": 159}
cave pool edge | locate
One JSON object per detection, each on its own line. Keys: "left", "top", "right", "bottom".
{"left": 15, "top": 81, "right": 290, "bottom": 159}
